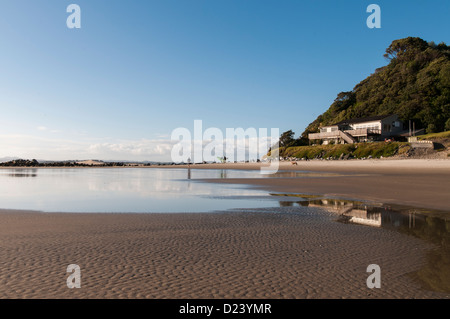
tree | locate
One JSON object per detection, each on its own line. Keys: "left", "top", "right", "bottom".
{"left": 279, "top": 130, "right": 296, "bottom": 148}
{"left": 383, "top": 37, "right": 428, "bottom": 61}
{"left": 445, "top": 118, "right": 450, "bottom": 131}
{"left": 427, "top": 124, "right": 437, "bottom": 134}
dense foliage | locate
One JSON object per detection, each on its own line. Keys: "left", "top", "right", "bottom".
{"left": 279, "top": 142, "right": 409, "bottom": 160}
{"left": 300, "top": 37, "right": 450, "bottom": 142}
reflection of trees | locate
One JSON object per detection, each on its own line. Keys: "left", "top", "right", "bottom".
{"left": 298, "top": 201, "right": 309, "bottom": 207}
{"left": 415, "top": 248, "right": 450, "bottom": 293}
{"left": 279, "top": 201, "right": 294, "bottom": 207}
{"left": 7, "top": 169, "right": 38, "bottom": 178}
{"left": 399, "top": 216, "right": 450, "bottom": 293}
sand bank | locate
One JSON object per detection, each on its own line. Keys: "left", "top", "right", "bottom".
{"left": 0, "top": 208, "right": 448, "bottom": 299}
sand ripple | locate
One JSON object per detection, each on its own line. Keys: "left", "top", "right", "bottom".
{"left": 0, "top": 208, "right": 447, "bottom": 299}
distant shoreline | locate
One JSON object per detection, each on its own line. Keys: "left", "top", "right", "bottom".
{"left": 1, "top": 157, "right": 449, "bottom": 170}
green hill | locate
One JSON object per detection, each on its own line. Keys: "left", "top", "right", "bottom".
{"left": 300, "top": 37, "right": 450, "bottom": 142}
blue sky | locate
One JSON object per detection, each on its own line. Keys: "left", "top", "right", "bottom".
{"left": 1, "top": 0, "right": 449, "bottom": 161}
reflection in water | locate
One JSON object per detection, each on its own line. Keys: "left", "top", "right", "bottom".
{"left": 186, "top": 169, "right": 351, "bottom": 179}
{"left": 219, "top": 170, "right": 227, "bottom": 179}
{"left": 274, "top": 194, "right": 450, "bottom": 293}
{"left": 0, "top": 168, "right": 273, "bottom": 213}
{"left": 7, "top": 169, "right": 38, "bottom": 178}
{"left": 309, "top": 198, "right": 382, "bottom": 227}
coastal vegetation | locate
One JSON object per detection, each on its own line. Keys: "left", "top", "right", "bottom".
{"left": 291, "top": 37, "right": 450, "bottom": 146}
{"left": 277, "top": 142, "right": 410, "bottom": 160}
{"left": 274, "top": 130, "right": 450, "bottom": 160}
{"left": 277, "top": 37, "right": 450, "bottom": 159}
{"left": 417, "top": 131, "right": 450, "bottom": 141}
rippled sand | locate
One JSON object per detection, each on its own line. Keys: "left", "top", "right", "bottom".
{"left": 0, "top": 207, "right": 447, "bottom": 299}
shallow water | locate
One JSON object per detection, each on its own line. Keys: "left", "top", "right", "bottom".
{"left": 0, "top": 168, "right": 282, "bottom": 213}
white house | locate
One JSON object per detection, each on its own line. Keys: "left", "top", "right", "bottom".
{"left": 308, "top": 114, "right": 404, "bottom": 145}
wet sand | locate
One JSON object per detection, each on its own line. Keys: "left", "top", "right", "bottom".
{"left": 184, "top": 159, "right": 450, "bottom": 211}
{"left": 0, "top": 208, "right": 448, "bottom": 299}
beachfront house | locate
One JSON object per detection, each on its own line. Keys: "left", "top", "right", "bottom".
{"left": 308, "top": 114, "right": 404, "bottom": 145}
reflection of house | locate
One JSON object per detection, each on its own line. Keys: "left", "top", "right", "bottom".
{"left": 308, "top": 114, "right": 404, "bottom": 145}
{"left": 346, "top": 210, "right": 382, "bottom": 227}
{"left": 308, "top": 199, "right": 382, "bottom": 227}
{"left": 284, "top": 197, "right": 429, "bottom": 230}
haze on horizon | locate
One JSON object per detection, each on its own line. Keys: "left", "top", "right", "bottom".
{"left": 1, "top": 0, "right": 449, "bottom": 162}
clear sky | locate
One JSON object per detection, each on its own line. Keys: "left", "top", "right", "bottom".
{"left": 1, "top": 0, "right": 449, "bottom": 161}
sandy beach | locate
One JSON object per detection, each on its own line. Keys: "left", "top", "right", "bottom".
{"left": 0, "top": 159, "right": 449, "bottom": 299}
{"left": 0, "top": 208, "right": 448, "bottom": 299}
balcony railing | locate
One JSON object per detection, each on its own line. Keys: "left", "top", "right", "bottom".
{"left": 309, "top": 128, "right": 382, "bottom": 140}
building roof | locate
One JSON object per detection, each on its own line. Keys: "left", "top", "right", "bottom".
{"left": 326, "top": 114, "right": 396, "bottom": 127}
